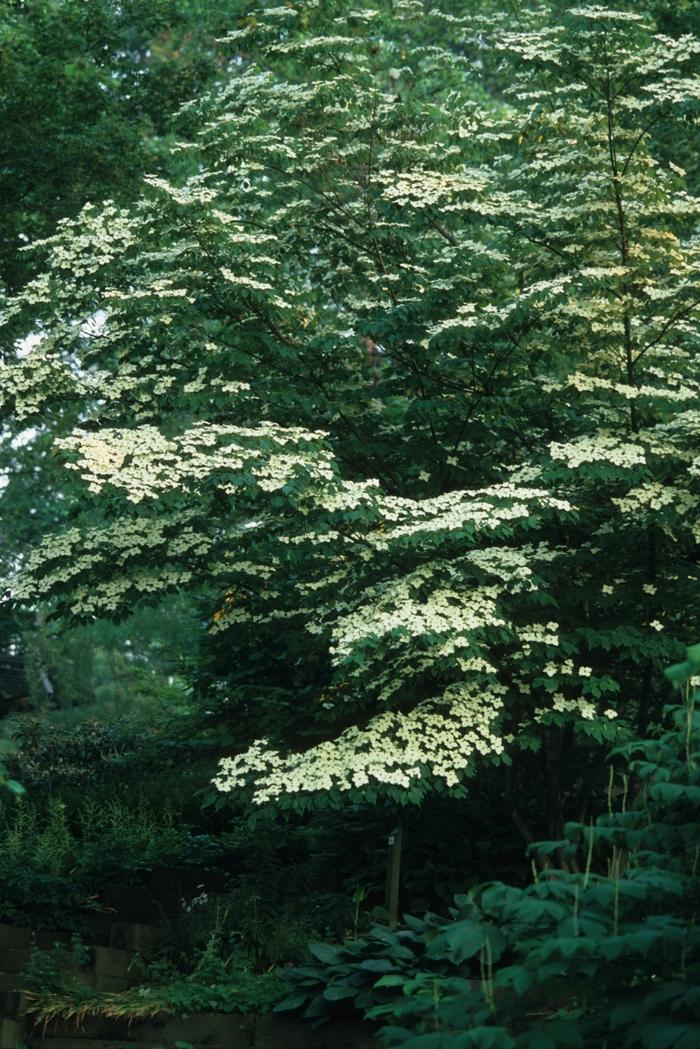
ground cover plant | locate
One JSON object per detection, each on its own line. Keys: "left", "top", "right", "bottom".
{"left": 0, "top": 0, "right": 699, "bottom": 1046}
{"left": 24, "top": 945, "right": 287, "bottom": 1022}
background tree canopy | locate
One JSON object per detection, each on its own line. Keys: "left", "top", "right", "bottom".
{"left": 0, "top": 0, "right": 245, "bottom": 714}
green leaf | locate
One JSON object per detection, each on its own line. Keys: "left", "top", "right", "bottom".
{"left": 540, "top": 1020, "right": 583, "bottom": 1047}
{"left": 685, "top": 644, "right": 700, "bottom": 670}
{"left": 322, "top": 984, "right": 357, "bottom": 1001}
{"left": 308, "top": 943, "right": 342, "bottom": 964}
{"left": 399, "top": 1035, "right": 443, "bottom": 1049}
{"left": 374, "top": 975, "right": 407, "bottom": 988}
{"left": 428, "top": 919, "right": 485, "bottom": 962}
{"left": 273, "top": 992, "right": 308, "bottom": 1013}
{"left": 643, "top": 1024, "right": 697, "bottom": 1049}
{"left": 649, "top": 783, "right": 700, "bottom": 806}
{"left": 360, "top": 959, "right": 395, "bottom": 973}
{"left": 403, "top": 914, "right": 427, "bottom": 932}
{"left": 664, "top": 662, "right": 692, "bottom": 687}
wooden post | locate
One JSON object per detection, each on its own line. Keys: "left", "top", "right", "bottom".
{"left": 384, "top": 826, "right": 402, "bottom": 928}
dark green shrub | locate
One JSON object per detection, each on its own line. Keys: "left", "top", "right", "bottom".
{"left": 4, "top": 713, "right": 212, "bottom": 806}
{"left": 0, "top": 795, "right": 219, "bottom": 927}
{"left": 26, "top": 928, "right": 286, "bottom": 1022}
{"left": 23, "top": 935, "right": 92, "bottom": 993}
{"left": 5, "top": 717, "right": 143, "bottom": 790}
{"left": 275, "top": 904, "right": 504, "bottom": 1027}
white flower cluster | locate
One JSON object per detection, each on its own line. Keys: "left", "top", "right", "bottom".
{"left": 10, "top": 510, "right": 206, "bottom": 612}
{"left": 57, "top": 422, "right": 334, "bottom": 502}
{"left": 313, "top": 478, "right": 381, "bottom": 514}
{"left": 516, "top": 621, "right": 560, "bottom": 648}
{"left": 374, "top": 484, "right": 571, "bottom": 547}
{"left": 103, "top": 277, "right": 192, "bottom": 301}
{"left": 219, "top": 268, "right": 273, "bottom": 292}
{"left": 143, "top": 175, "right": 218, "bottom": 206}
{"left": 382, "top": 168, "right": 490, "bottom": 209}
{"left": 549, "top": 433, "right": 647, "bottom": 469}
{"left": 7, "top": 0, "right": 700, "bottom": 814}
{"left": 214, "top": 682, "right": 507, "bottom": 803}
{"left": 561, "top": 371, "right": 698, "bottom": 402}
{"left": 426, "top": 300, "right": 519, "bottom": 342}
{"left": 0, "top": 345, "right": 81, "bottom": 421}
{"left": 542, "top": 662, "right": 592, "bottom": 678}
{"left": 535, "top": 694, "right": 597, "bottom": 721}
{"left": 331, "top": 585, "right": 504, "bottom": 664}
{"left": 613, "top": 482, "right": 698, "bottom": 517}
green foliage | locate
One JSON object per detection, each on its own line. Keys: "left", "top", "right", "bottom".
{"left": 0, "top": 778, "right": 383, "bottom": 956}
{"left": 5, "top": 718, "right": 145, "bottom": 790}
{"left": 2, "top": 1, "right": 698, "bottom": 828}
{"left": 0, "top": 749, "right": 25, "bottom": 797}
{"left": 26, "top": 965, "right": 286, "bottom": 1027}
{"left": 275, "top": 915, "right": 471, "bottom": 1026}
{"left": 280, "top": 647, "right": 700, "bottom": 1046}
{"left": 0, "top": 0, "right": 249, "bottom": 294}
{"left": 0, "top": 794, "right": 212, "bottom": 927}
{"left": 16, "top": 595, "right": 201, "bottom": 714}
{"left": 136, "top": 922, "right": 289, "bottom": 1012}
{"left": 2, "top": 9, "right": 700, "bottom": 1045}
{"left": 23, "top": 935, "right": 92, "bottom": 994}
{"left": 25, "top": 917, "right": 288, "bottom": 1021}
{"left": 24, "top": 920, "right": 286, "bottom": 1018}
{"left": 142, "top": 967, "right": 285, "bottom": 1015}
{"left": 0, "top": 667, "right": 219, "bottom": 825}
{"left": 0, "top": 0, "right": 241, "bottom": 698}
{"left": 167, "top": 884, "right": 333, "bottom": 974}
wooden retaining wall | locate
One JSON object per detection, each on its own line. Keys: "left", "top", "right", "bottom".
{"left": 0, "top": 923, "right": 378, "bottom": 1049}
{"left": 24, "top": 1012, "right": 378, "bottom": 1049}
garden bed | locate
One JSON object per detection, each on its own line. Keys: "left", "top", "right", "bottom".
{"left": 22, "top": 1011, "right": 378, "bottom": 1049}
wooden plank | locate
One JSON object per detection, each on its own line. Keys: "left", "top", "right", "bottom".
{"left": 253, "top": 1016, "right": 326, "bottom": 1049}
{"left": 25, "top": 1040, "right": 231, "bottom": 1049}
{"left": 24, "top": 1016, "right": 377, "bottom": 1049}
{"left": 74, "top": 916, "right": 114, "bottom": 948}
{"left": 0, "top": 989, "right": 27, "bottom": 1019}
{"left": 109, "top": 925, "right": 160, "bottom": 954}
{"left": 323, "top": 1021, "right": 379, "bottom": 1049}
{"left": 36, "top": 1014, "right": 254, "bottom": 1046}
{"left": 253, "top": 1016, "right": 378, "bottom": 1049}
{"left": 33, "top": 932, "right": 71, "bottom": 951}
{"left": 92, "top": 948, "right": 138, "bottom": 981}
{"left": 0, "top": 949, "right": 31, "bottom": 975}
{"left": 0, "top": 1018, "right": 25, "bottom": 1049}
{"left": 384, "top": 826, "right": 403, "bottom": 929}
{"left": 93, "top": 975, "right": 132, "bottom": 994}
{"left": 0, "top": 976, "right": 25, "bottom": 994}
{"left": 0, "top": 928, "right": 31, "bottom": 952}
{"left": 0, "top": 926, "right": 70, "bottom": 953}
{"left": 159, "top": 1013, "right": 254, "bottom": 1047}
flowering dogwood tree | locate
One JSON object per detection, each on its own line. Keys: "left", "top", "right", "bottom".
{"left": 2, "top": 3, "right": 699, "bottom": 830}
